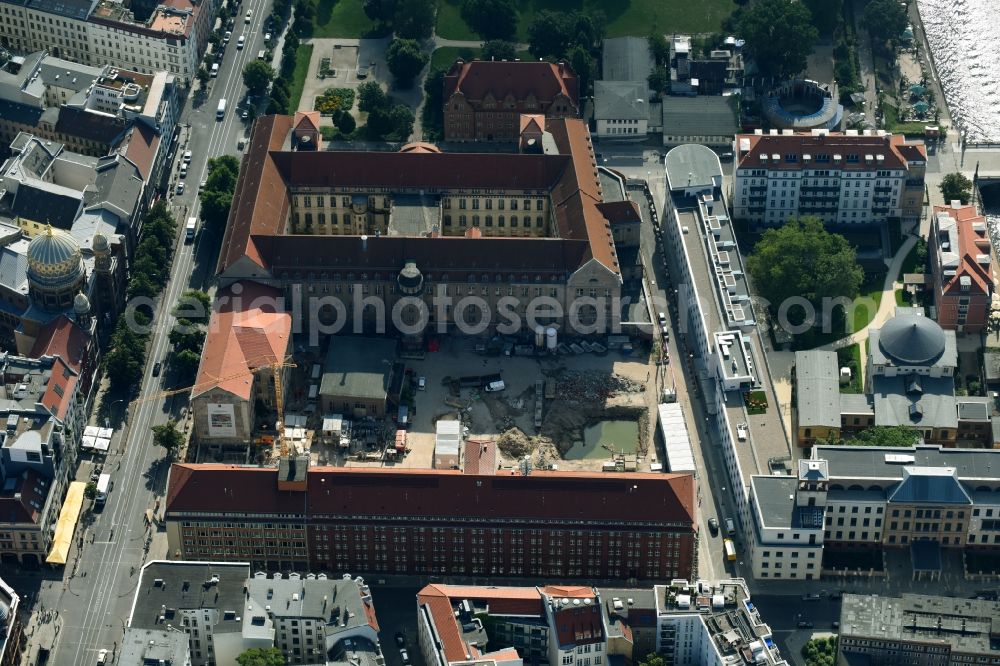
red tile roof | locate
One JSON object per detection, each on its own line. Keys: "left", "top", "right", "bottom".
{"left": 596, "top": 200, "right": 642, "bottom": 226}
{"left": 191, "top": 281, "right": 291, "bottom": 401}
{"left": 124, "top": 124, "right": 159, "bottom": 180}
{"left": 417, "top": 584, "right": 543, "bottom": 663}
{"left": 39, "top": 357, "right": 78, "bottom": 421}
{"left": 166, "top": 465, "right": 697, "bottom": 527}
{"left": 463, "top": 439, "right": 497, "bottom": 476}
{"left": 735, "top": 132, "right": 926, "bottom": 171}
{"left": 933, "top": 203, "right": 993, "bottom": 296}
{"left": 217, "top": 115, "right": 619, "bottom": 277}
{"left": 0, "top": 468, "right": 49, "bottom": 525}
{"left": 30, "top": 314, "right": 90, "bottom": 375}
{"left": 444, "top": 61, "right": 579, "bottom": 108}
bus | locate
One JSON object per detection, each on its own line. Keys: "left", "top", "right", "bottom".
{"left": 95, "top": 473, "right": 112, "bottom": 508}
{"left": 185, "top": 217, "right": 197, "bottom": 242}
{"left": 723, "top": 538, "right": 736, "bottom": 562}
{"left": 217, "top": 98, "right": 227, "bottom": 120}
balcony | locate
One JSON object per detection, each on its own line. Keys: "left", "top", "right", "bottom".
{"left": 873, "top": 196, "right": 891, "bottom": 204}
{"left": 748, "top": 185, "right": 767, "bottom": 193}
{"left": 801, "top": 185, "right": 840, "bottom": 193}
{"left": 800, "top": 203, "right": 839, "bottom": 212}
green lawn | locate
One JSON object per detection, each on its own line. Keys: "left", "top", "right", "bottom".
{"left": 895, "top": 288, "right": 907, "bottom": 306}
{"left": 851, "top": 287, "right": 884, "bottom": 334}
{"left": 436, "top": 0, "right": 737, "bottom": 41}
{"left": 884, "top": 103, "right": 929, "bottom": 137}
{"left": 288, "top": 44, "right": 314, "bottom": 113}
{"left": 313, "top": 0, "right": 387, "bottom": 38}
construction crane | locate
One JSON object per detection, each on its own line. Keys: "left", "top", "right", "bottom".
{"left": 131, "top": 357, "right": 297, "bottom": 457}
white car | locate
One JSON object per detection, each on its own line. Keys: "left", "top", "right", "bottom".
{"left": 97, "top": 649, "right": 109, "bottom": 664}
{"left": 736, "top": 423, "right": 748, "bottom": 441}
{"left": 223, "top": 30, "right": 232, "bottom": 43}
{"left": 237, "top": 35, "right": 245, "bottom": 49}
{"left": 175, "top": 182, "right": 185, "bottom": 195}
{"left": 417, "top": 376, "right": 426, "bottom": 390}
{"left": 245, "top": 9, "right": 252, "bottom": 22}
{"left": 182, "top": 150, "right": 192, "bottom": 163}
{"left": 179, "top": 163, "right": 187, "bottom": 178}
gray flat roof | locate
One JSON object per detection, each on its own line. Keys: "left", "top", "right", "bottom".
{"left": 601, "top": 36, "right": 653, "bottom": 83}
{"left": 752, "top": 475, "right": 824, "bottom": 529}
{"left": 665, "top": 144, "right": 722, "bottom": 191}
{"left": 594, "top": 81, "right": 648, "bottom": 121}
{"left": 795, "top": 351, "right": 840, "bottom": 428}
{"left": 661, "top": 96, "right": 739, "bottom": 139}
{"left": 119, "top": 628, "right": 189, "bottom": 666}
{"left": 130, "top": 561, "right": 250, "bottom": 635}
{"left": 389, "top": 194, "right": 440, "bottom": 236}
{"left": 814, "top": 444, "right": 1000, "bottom": 482}
{"left": 871, "top": 374, "right": 957, "bottom": 429}
{"left": 320, "top": 336, "right": 397, "bottom": 401}
{"left": 840, "top": 593, "right": 1000, "bottom": 656}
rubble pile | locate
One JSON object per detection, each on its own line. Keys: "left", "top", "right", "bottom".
{"left": 497, "top": 427, "right": 535, "bottom": 459}
{"left": 555, "top": 371, "right": 643, "bottom": 402}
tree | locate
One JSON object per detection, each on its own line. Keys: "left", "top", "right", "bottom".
{"left": 847, "top": 426, "right": 921, "bottom": 448}
{"left": 237, "top": 647, "right": 286, "bottom": 666}
{"left": 864, "top": 0, "right": 908, "bottom": 47}
{"left": 638, "top": 655, "right": 666, "bottom": 666}
{"left": 173, "top": 349, "right": 202, "bottom": 379}
{"left": 269, "top": 85, "right": 290, "bottom": 113}
{"left": 205, "top": 155, "right": 241, "bottom": 192}
{"left": 174, "top": 290, "right": 212, "bottom": 323}
{"left": 196, "top": 66, "right": 210, "bottom": 89}
{"left": 293, "top": 0, "right": 316, "bottom": 36}
{"left": 939, "top": 172, "right": 972, "bottom": 205}
{"left": 802, "top": 0, "right": 842, "bottom": 36}
{"left": 357, "top": 80, "right": 388, "bottom": 112}
{"left": 169, "top": 319, "right": 206, "bottom": 354}
{"left": 393, "top": 0, "right": 434, "bottom": 39}
{"left": 84, "top": 481, "right": 97, "bottom": 500}
{"left": 335, "top": 110, "right": 356, "bottom": 135}
{"left": 648, "top": 33, "right": 670, "bottom": 66}
{"left": 802, "top": 636, "right": 837, "bottom": 666}
{"left": 199, "top": 189, "right": 234, "bottom": 232}
{"left": 242, "top": 60, "right": 275, "bottom": 94}
{"left": 736, "top": 0, "right": 818, "bottom": 79}
{"left": 388, "top": 104, "right": 415, "bottom": 139}
{"left": 105, "top": 318, "right": 146, "bottom": 393}
{"left": 481, "top": 39, "right": 518, "bottom": 62}
{"left": 568, "top": 44, "right": 595, "bottom": 96}
{"left": 386, "top": 38, "right": 428, "bottom": 88}
{"left": 746, "top": 216, "right": 863, "bottom": 320}
{"left": 648, "top": 66, "right": 669, "bottom": 95}
{"left": 363, "top": 0, "right": 397, "bottom": 25}
{"left": 151, "top": 420, "right": 184, "bottom": 456}
{"left": 461, "top": 0, "right": 518, "bottom": 41}
{"left": 528, "top": 10, "right": 570, "bottom": 59}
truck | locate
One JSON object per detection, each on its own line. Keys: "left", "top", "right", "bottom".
{"left": 185, "top": 217, "right": 197, "bottom": 242}
{"left": 216, "top": 98, "right": 227, "bottom": 120}
{"left": 95, "top": 473, "right": 111, "bottom": 507}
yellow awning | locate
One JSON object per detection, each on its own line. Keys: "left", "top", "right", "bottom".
{"left": 45, "top": 481, "right": 86, "bottom": 565}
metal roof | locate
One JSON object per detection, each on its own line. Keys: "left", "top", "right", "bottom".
{"left": 601, "top": 36, "right": 653, "bottom": 83}
{"left": 661, "top": 96, "right": 739, "bottom": 139}
{"left": 878, "top": 310, "right": 947, "bottom": 365}
{"left": 594, "top": 80, "right": 648, "bottom": 121}
{"left": 794, "top": 350, "right": 840, "bottom": 428}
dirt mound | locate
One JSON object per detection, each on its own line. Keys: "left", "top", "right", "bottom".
{"left": 497, "top": 427, "right": 535, "bottom": 459}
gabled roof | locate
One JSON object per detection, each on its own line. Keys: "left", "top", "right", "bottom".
{"left": 0, "top": 468, "right": 49, "bottom": 525}
{"left": 39, "top": 356, "right": 78, "bottom": 420}
{"left": 888, "top": 466, "right": 972, "bottom": 504}
{"left": 444, "top": 60, "right": 579, "bottom": 107}
{"left": 601, "top": 36, "right": 653, "bottom": 83}
{"left": 191, "top": 281, "right": 291, "bottom": 401}
{"left": 29, "top": 314, "right": 91, "bottom": 377}
{"left": 932, "top": 203, "right": 992, "bottom": 297}
{"left": 735, "top": 132, "right": 926, "bottom": 171}
{"left": 594, "top": 81, "right": 648, "bottom": 121}
{"left": 661, "top": 96, "right": 739, "bottom": 139}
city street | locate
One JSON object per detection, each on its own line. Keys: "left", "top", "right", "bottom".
{"left": 17, "top": 0, "right": 277, "bottom": 663}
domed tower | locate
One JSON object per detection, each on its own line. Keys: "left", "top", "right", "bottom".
{"left": 93, "top": 233, "right": 111, "bottom": 274}
{"left": 397, "top": 261, "right": 424, "bottom": 297}
{"left": 27, "top": 226, "right": 86, "bottom": 312}
{"left": 73, "top": 291, "right": 91, "bottom": 328}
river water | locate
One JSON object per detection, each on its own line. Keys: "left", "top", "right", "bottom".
{"left": 917, "top": 0, "right": 1000, "bottom": 143}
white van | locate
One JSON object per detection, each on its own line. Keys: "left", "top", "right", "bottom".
{"left": 484, "top": 379, "right": 506, "bottom": 392}
{"left": 185, "top": 217, "right": 197, "bottom": 242}
{"left": 237, "top": 35, "right": 245, "bottom": 49}
{"left": 211, "top": 62, "right": 219, "bottom": 77}
{"left": 95, "top": 473, "right": 112, "bottom": 507}
{"left": 216, "top": 98, "right": 227, "bottom": 120}
{"left": 257, "top": 49, "right": 267, "bottom": 61}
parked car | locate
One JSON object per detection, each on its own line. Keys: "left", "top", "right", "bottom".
{"left": 399, "top": 649, "right": 410, "bottom": 665}
{"left": 223, "top": 30, "right": 232, "bottom": 43}
{"left": 97, "top": 649, "right": 109, "bottom": 665}
{"left": 707, "top": 517, "right": 719, "bottom": 536}
{"left": 182, "top": 150, "right": 192, "bottom": 163}
{"left": 736, "top": 422, "right": 748, "bottom": 441}
{"left": 175, "top": 182, "right": 185, "bottom": 195}
{"left": 417, "top": 376, "right": 426, "bottom": 391}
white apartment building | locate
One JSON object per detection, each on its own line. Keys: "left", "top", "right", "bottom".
{"left": 653, "top": 579, "right": 787, "bottom": 666}
{"left": 732, "top": 129, "right": 927, "bottom": 226}
{"left": 0, "top": 0, "right": 214, "bottom": 80}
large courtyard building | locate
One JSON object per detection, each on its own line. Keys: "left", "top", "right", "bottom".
{"left": 732, "top": 129, "right": 926, "bottom": 226}
{"left": 165, "top": 459, "right": 697, "bottom": 582}
{"left": 216, "top": 113, "right": 627, "bottom": 341}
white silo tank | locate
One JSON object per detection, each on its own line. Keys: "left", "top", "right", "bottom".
{"left": 534, "top": 325, "right": 546, "bottom": 348}
{"left": 545, "top": 327, "right": 558, "bottom": 350}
